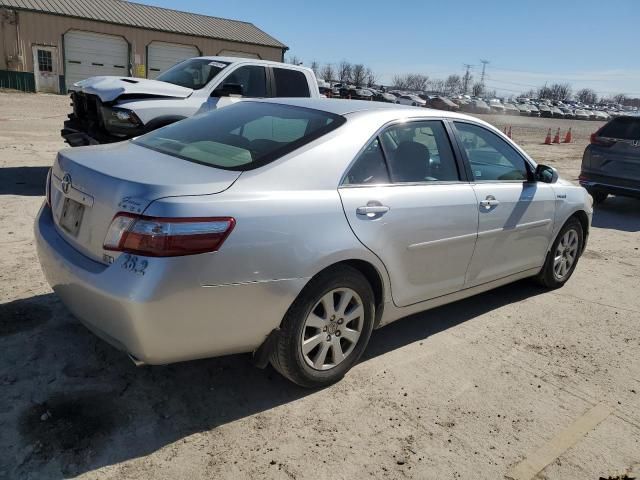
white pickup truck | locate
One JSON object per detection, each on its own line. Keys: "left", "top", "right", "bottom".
{"left": 61, "top": 57, "right": 320, "bottom": 147}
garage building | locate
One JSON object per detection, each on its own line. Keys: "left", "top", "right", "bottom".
{"left": 0, "top": 0, "right": 287, "bottom": 93}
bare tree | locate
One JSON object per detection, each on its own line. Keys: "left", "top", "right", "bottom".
{"left": 310, "top": 60, "right": 319, "bottom": 76}
{"left": 549, "top": 83, "right": 572, "bottom": 101}
{"left": 575, "top": 88, "right": 598, "bottom": 104}
{"left": 365, "top": 68, "right": 377, "bottom": 87}
{"left": 408, "top": 74, "right": 429, "bottom": 91}
{"left": 352, "top": 64, "right": 366, "bottom": 87}
{"left": 392, "top": 74, "right": 409, "bottom": 89}
{"left": 612, "top": 93, "right": 627, "bottom": 104}
{"left": 472, "top": 82, "right": 484, "bottom": 97}
{"left": 445, "top": 74, "right": 462, "bottom": 95}
{"left": 286, "top": 55, "right": 303, "bottom": 65}
{"left": 321, "top": 63, "right": 335, "bottom": 83}
{"left": 431, "top": 79, "right": 445, "bottom": 94}
{"left": 338, "top": 61, "right": 352, "bottom": 84}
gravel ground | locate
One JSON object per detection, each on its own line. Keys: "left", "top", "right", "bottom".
{"left": 0, "top": 92, "right": 639, "bottom": 480}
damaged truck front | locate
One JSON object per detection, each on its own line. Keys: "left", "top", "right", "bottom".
{"left": 60, "top": 57, "right": 321, "bottom": 147}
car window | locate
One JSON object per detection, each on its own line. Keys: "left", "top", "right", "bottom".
{"left": 379, "top": 121, "right": 459, "bottom": 183}
{"left": 598, "top": 117, "right": 640, "bottom": 140}
{"left": 223, "top": 65, "right": 267, "bottom": 97}
{"left": 342, "top": 138, "right": 390, "bottom": 185}
{"left": 454, "top": 122, "right": 529, "bottom": 181}
{"left": 156, "top": 59, "right": 229, "bottom": 90}
{"left": 273, "top": 68, "right": 311, "bottom": 97}
{"left": 134, "top": 102, "right": 345, "bottom": 171}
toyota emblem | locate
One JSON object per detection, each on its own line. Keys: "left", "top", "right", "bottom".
{"left": 61, "top": 173, "right": 72, "bottom": 194}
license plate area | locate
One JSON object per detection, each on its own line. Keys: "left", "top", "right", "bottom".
{"left": 58, "top": 197, "right": 85, "bottom": 237}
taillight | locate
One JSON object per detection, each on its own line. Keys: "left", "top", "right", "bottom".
{"left": 103, "top": 213, "right": 235, "bottom": 257}
{"left": 45, "top": 168, "right": 52, "bottom": 207}
{"left": 590, "top": 133, "right": 615, "bottom": 147}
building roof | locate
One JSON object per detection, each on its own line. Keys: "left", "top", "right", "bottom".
{"left": 0, "top": 0, "right": 287, "bottom": 49}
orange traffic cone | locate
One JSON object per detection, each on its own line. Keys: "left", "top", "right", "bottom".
{"left": 563, "top": 127, "right": 572, "bottom": 143}
{"left": 544, "top": 128, "right": 552, "bottom": 145}
{"left": 507, "top": 126, "right": 512, "bottom": 139}
{"left": 552, "top": 127, "right": 561, "bottom": 143}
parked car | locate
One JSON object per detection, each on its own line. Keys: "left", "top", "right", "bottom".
{"left": 489, "top": 99, "right": 506, "bottom": 114}
{"left": 551, "top": 106, "right": 565, "bottom": 118}
{"left": 574, "top": 109, "right": 591, "bottom": 121}
{"left": 353, "top": 88, "right": 374, "bottom": 100}
{"left": 516, "top": 103, "right": 531, "bottom": 116}
{"left": 375, "top": 92, "right": 397, "bottom": 103}
{"left": 579, "top": 115, "right": 640, "bottom": 204}
{"left": 427, "top": 96, "right": 459, "bottom": 111}
{"left": 593, "top": 110, "right": 610, "bottom": 121}
{"left": 503, "top": 103, "right": 520, "bottom": 115}
{"left": 396, "top": 94, "right": 426, "bottom": 107}
{"left": 528, "top": 104, "right": 541, "bottom": 117}
{"left": 62, "top": 57, "right": 321, "bottom": 147}
{"left": 35, "top": 99, "right": 592, "bottom": 387}
{"left": 560, "top": 107, "right": 575, "bottom": 119}
{"left": 538, "top": 104, "right": 554, "bottom": 118}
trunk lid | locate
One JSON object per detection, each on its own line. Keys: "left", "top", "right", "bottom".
{"left": 590, "top": 116, "right": 640, "bottom": 181}
{"left": 71, "top": 76, "right": 193, "bottom": 102}
{"left": 51, "top": 141, "right": 240, "bottom": 263}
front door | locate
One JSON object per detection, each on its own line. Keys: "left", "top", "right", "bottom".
{"left": 32, "top": 46, "right": 59, "bottom": 94}
{"left": 339, "top": 120, "right": 479, "bottom": 307}
{"left": 452, "top": 121, "right": 556, "bottom": 286}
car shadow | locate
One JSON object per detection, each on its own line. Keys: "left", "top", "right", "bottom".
{"left": 0, "top": 166, "right": 49, "bottom": 196}
{"left": 3, "top": 281, "right": 547, "bottom": 477}
{"left": 592, "top": 196, "right": 640, "bottom": 232}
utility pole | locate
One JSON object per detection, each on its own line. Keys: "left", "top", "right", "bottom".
{"left": 480, "top": 59, "right": 490, "bottom": 86}
{"left": 462, "top": 64, "right": 473, "bottom": 94}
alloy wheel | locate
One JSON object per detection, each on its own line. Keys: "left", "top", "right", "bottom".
{"left": 553, "top": 229, "right": 579, "bottom": 280}
{"left": 301, "top": 288, "right": 364, "bottom": 371}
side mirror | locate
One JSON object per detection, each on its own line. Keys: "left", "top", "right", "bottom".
{"left": 211, "top": 83, "right": 243, "bottom": 98}
{"left": 535, "top": 164, "right": 559, "bottom": 184}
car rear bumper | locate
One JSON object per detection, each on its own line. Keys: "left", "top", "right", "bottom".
{"left": 35, "top": 203, "right": 307, "bottom": 364}
{"left": 579, "top": 172, "right": 640, "bottom": 199}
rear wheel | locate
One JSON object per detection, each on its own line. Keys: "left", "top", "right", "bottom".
{"left": 587, "top": 189, "right": 608, "bottom": 204}
{"left": 535, "top": 218, "right": 583, "bottom": 289}
{"left": 270, "top": 265, "right": 375, "bottom": 388}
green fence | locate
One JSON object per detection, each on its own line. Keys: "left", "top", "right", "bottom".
{"left": 0, "top": 70, "right": 36, "bottom": 92}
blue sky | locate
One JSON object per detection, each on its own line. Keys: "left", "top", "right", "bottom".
{"left": 141, "top": 0, "right": 640, "bottom": 97}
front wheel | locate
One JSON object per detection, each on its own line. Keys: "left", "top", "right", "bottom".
{"left": 535, "top": 218, "right": 584, "bottom": 289}
{"left": 270, "top": 266, "right": 375, "bottom": 388}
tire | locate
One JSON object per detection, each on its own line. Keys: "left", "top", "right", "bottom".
{"left": 587, "top": 189, "right": 608, "bottom": 205}
{"left": 535, "top": 218, "right": 584, "bottom": 289}
{"left": 270, "top": 265, "right": 375, "bottom": 388}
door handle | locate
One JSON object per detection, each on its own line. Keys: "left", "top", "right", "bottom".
{"left": 356, "top": 205, "right": 390, "bottom": 216}
{"left": 479, "top": 195, "right": 500, "bottom": 209}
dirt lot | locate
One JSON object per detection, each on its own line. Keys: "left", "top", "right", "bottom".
{"left": 1, "top": 91, "right": 639, "bottom": 480}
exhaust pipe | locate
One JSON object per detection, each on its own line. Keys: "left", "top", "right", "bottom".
{"left": 128, "top": 354, "right": 146, "bottom": 367}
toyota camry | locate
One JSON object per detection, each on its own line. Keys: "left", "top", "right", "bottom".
{"left": 35, "top": 99, "right": 592, "bottom": 387}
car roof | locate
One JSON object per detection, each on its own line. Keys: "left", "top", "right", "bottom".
{"left": 194, "top": 56, "right": 313, "bottom": 72}
{"left": 253, "top": 98, "right": 487, "bottom": 123}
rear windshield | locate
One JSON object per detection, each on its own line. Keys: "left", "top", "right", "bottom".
{"left": 156, "top": 59, "right": 229, "bottom": 90}
{"left": 599, "top": 117, "right": 640, "bottom": 140}
{"left": 134, "top": 102, "right": 345, "bottom": 171}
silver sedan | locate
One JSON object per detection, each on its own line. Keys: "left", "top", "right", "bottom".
{"left": 35, "top": 99, "right": 593, "bottom": 387}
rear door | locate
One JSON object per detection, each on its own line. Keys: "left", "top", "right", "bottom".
{"left": 587, "top": 116, "right": 640, "bottom": 183}
{"left": 452, "top": 121, "right": 556, "bottom": 286}
{"left": 339, "top": 120, "right": 478, "bottom": 307}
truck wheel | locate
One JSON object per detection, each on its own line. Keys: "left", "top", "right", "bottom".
{"left": 587, "top": 189, "right": 608, "bottom": 205}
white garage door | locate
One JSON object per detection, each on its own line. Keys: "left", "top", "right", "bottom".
{"left": 64, "top": 30, "right": 129, "bottom": 89}
{"left": 147, "top": 42, "right": 199, "bottom": 79}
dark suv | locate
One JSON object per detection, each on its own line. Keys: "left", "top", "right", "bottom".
{"left": 579, "top": 116, "right": 640, "bottom": 203}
